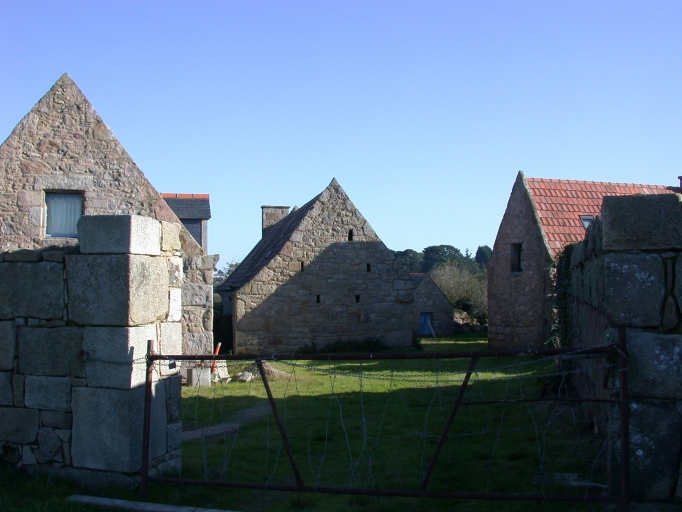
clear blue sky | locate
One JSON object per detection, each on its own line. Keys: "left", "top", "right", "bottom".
{"left": 1, "top": 1, "right": 680, "bottom": 265}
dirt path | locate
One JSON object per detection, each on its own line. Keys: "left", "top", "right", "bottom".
{"left": 182, "top": 402, "right": 272, "bottom": 442}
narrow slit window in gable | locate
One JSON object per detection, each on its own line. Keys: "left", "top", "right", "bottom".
{"left": 511, "top": 243, "right": 522, "bottom": 272}
{"left": 348, "top": 229, "right": 354, "bottom": 241}
{"left": 366, "top": 263, "right": 371, "bottom": 272}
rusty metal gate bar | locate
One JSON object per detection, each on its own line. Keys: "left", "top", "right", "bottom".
{"left": 140, "top": 334, "right": 630, "bottom": 510}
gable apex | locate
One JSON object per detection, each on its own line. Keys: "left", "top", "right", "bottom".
{"left": 0, "top": 74, "right": 204, "bottom": 256}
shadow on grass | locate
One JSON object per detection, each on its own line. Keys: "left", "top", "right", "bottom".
{"left": 172, "top": 354, "right": 608, "bottom": 512}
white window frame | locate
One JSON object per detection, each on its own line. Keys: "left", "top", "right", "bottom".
{"left": 45, "top": 191, "right": 83, "bottom": 238}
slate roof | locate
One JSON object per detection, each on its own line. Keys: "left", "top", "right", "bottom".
{"left": 524, "top": 177, "right": 674, "bottom": 256}
{"left": 161, "top": 193, "right": 211, "bottom": 220}
{"left": 217, "top": 193, "right": 321, "bottom": 293}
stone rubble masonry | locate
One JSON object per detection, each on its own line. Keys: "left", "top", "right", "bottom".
{"left": 77, "top": 215, "right": 161, "bottom": 256}
{"left": 0, "top": 68, "right": 215, "bottom": 372}
{"left": 182, "top": 283, "right": 213, "bottom": 307}
{"left": 181, "top": 254, "right": 217, "bottom": 353}
{"left": 488, "top": 173, "right": 554, "bottom": 348}
{"left": 0, "top": 261, "right": 64, "bottom": 320}
{"left": 66, "top": 254, "right": 169, "bottom": 326}
{"left": 183, "top": 332, "right": 213, "bottom": 355}
{"left": 231, "top": 180, "right": 414, "bottom": 353}
{"left": 411, "top": 276, "right": 454, "bottom": 337}
{"left": 570, "top": 193, "right": 682, "bottom": 504}
{"left": 0, "top": 73, "right": 202, "bottom": 258}
{"left": 18, "top": 327, "right": 85, "bottom": 377}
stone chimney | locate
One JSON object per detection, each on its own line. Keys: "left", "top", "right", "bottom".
{"left": 261, "top": 206, "right": 290, "bottom": 238}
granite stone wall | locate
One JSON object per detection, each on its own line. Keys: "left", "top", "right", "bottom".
{"left": 0, "top": 74, "right": 217, "bottom": 359}
{"left": 412, "top": 277, "right": 454, "bottom": 337}
{"left": 0, "top": 216, "right": 182, "bottom": 485}
{"left": 488, "top": 173, "right": 554, "bottom": 349}
{"left": 571, "top": 193, "right": 682, "bottom": 504}
{"left": 233, "top": 183, "right": 415, "bottom": 353}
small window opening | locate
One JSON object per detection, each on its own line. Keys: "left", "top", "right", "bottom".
{"left": 580, "top": 215, "right": 595, "bottom": 230}
{"left": 45, "top": 192, "right": 83, "bottom": 237}
{"left": 300, "top": 261, "right": 305, "bottom": 272}
{"left": 511, "top": 243, "right": 523, "bottom": 272}
{"left": 348, "top": 229, "right": 354, "bottom": 241}
{"left": 316, "top": 295, "right": 321, "bottom": 303}
{"left": 366, "top": 263, "right": 371, "bottom": 272}
{"left": 355, "top": 295, "right": 360, "bottom": 303}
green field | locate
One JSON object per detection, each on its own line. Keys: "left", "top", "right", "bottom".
{"left": 0, "top": 333, "right": 609, "bottom": 511}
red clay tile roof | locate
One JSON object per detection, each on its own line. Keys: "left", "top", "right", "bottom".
{"left": 524, "top": 177, "right": 675, "bottom": 256}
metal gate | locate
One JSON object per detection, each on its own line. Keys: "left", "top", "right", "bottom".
{"left": 140, "top": 332, "right": 630, "bottom": 510}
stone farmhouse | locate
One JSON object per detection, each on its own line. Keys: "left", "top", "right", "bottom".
{"left": 487, "top": 171, "right": 673, "bottom": 349}
{"left": 410, "top": 273, "right": 454, "bottom": 337}
{"left": 0, "top": 73, "right": 218, "bottom": 356}
{"left": 218, "top": 179, "right": 418, "bottom": 353}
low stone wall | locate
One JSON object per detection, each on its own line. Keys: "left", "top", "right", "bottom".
{"left": 0, "top": 215, "right": 182, "bottom": 486}
{"left": 570, "top": 194, "right": 682, "bottom": 504}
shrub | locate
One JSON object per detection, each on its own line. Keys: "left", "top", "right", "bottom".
{"left": 429, "top": 260, "right": 488, "bottom": 325}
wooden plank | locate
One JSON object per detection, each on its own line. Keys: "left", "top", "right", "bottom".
{"left": 65, "top": 495, "right": 243, "bottom": 512}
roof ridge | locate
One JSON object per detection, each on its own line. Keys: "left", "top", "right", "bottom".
{"left": 218, "top": 192, "right": 322, "bottom": 292}
{"left": 525, "top": 176, "right": 671, "bottom": 188}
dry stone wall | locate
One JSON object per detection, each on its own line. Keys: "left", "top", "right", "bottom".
{"left": 570, "top": 193, "right": 682, "bottom": 504}
{"left": 0, "top": 215, "right": 182, "bottom": 485}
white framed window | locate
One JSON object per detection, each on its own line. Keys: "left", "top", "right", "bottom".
{"left": 45, "top": 192, "right": 83, "bottom": 237}
{"left": 580, "top": 215, "right": 595, "bottom": 230}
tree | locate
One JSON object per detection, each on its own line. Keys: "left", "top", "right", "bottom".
{"left": 219, "top": 259, "right": 240, "bottom": 277}
{"left": 430, "top": 260, "right": 488, "bottom": 325}
{"left": 391, "top": 249, "right": 424, "bottom": 274}
{"left": 474, "top": 245, "right": 492, "bottom": 269}
{"left": 421, "top": 245, "right": 464, "bottom": 273}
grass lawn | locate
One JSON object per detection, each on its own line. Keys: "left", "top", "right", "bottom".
{"left": 0, "top": 333, "right": 608, "bottom": 511}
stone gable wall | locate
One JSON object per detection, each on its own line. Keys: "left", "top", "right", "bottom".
{"left": 488, "top": 174, "right": 554, "bottom": 348}
{"left": 570, "top": 193, "right": 682, "bottom": 504}
{"left": 412, "top": 278, "right": 454, "bottom": 337}
{"left": 0, "top": 216, "right": 182, "bottom": 485}
{"left": 233, "top": 182, "right": 415, "bottom": 353}
{"left": 0, "top": 74, "right": 216, "bottom": 357}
